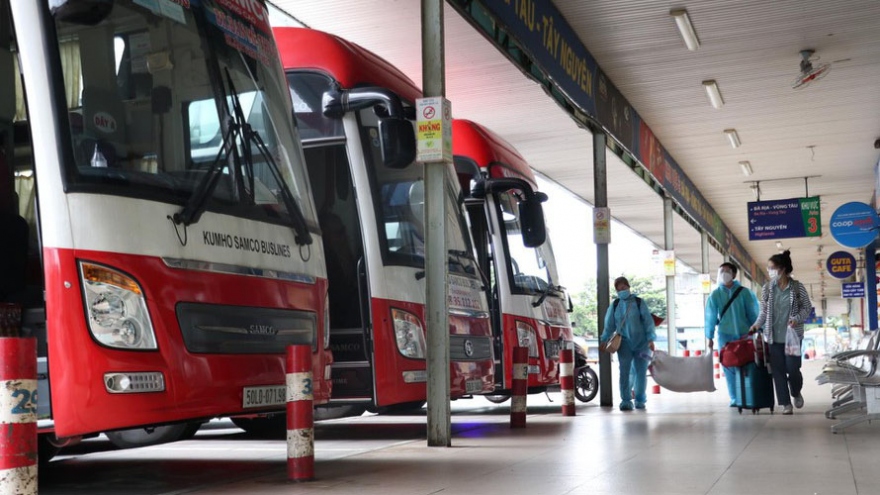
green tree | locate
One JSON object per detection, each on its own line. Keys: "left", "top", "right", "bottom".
{"left": 626, "top": 275, "right": 667, "bottom": 320}
{"left": 570, "top": 278, "right": 597, "bottom": 337}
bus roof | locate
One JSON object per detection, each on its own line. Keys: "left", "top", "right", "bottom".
{"left": 452, "top": 119, "right": 537, "bottom": 187}
{"left": 273, "top": 27, "right": 422, "bottom": 103}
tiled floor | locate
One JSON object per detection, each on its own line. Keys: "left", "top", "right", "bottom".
{"left": 186, "top": 359, "right": 880, "bottom": 495}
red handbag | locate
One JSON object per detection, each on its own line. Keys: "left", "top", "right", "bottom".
{"left": 720, "top": 336, "right": 755, "bottom": 367}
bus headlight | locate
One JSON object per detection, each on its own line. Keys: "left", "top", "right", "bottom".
{"left": 515, "top": 321, "right": 539, "bottom": 358}
{"left": 392, "top": 308, "right": 425, "bottom": 359}
{"left": 323, "top": 292, "right": 331, "bottom": 349}
{"left": 80, "top": 262, "right": 157, "bottom": 350}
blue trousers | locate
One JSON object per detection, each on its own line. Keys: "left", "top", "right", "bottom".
{"left": 618, "top": 344, "right": 649, "bottom": 405}
{"left": 718, "top": 334, "right": 741, "bottom": 403}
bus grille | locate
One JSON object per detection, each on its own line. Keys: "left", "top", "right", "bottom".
{"left": 449, "top": 335, "right": 493, "bottom": 361}
{"left": 176, "top": 303, "right": 316, "bottom": 354}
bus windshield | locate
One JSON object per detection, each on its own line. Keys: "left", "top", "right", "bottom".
{"left": 496, "top": 191, "right": 561, "bottom": 294}
{"left": 48, "top": 0, "right": 316, "bottom": 228}
{"left": 357, "top": 109, "right": 479, "bottom": 278}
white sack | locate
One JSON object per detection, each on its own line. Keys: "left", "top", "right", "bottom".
{"left": 649, "top": 350, "right": 716, "bottom": 393}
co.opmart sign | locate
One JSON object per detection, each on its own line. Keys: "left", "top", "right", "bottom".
{"left": 829, "top": 202, "right": 880, "bottom": 248}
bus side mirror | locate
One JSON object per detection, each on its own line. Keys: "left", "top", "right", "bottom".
{"left": 378, "top": 117, "right": 415, "bottom": 169}
{"left": 49, "top": 0, "right": 113, "bottom": 25}
{"left": 519, "top": 192, "right": 547, "bottom": 248}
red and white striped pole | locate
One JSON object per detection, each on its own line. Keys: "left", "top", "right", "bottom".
{"left": 559, "top": 349, "right": 575, "bottom": 416}
{"left": 286, "top": 345, "right": 314, "bottom": 482}
{"left": 0, "top": 337, "right": 38, "bottom": 495}
{"left": 510, "top": 346, "right": 528, "bottom": 428}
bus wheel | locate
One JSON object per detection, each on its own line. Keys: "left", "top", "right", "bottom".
{"left": 231, "top": 415, "right": 286, "bottom": 438}
{"left": 38, "top": 435, "right": 62, "bottom": 464}
{"left": 484, "top": 394, "right": 511, "bottom": 404}
{"left": 575, "top": 366, "right": 598, "bottom": 403}
{"left": 367, "top": 401, "right": 426, "bottom": 415}
{"left": 314, "top": 404, "right": 367, "bottom": 421}
{"left": 105, "top": 422, "right": 202, "bottom": 449}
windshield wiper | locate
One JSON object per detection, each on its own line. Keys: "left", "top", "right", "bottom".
{"left": 172, "top": 116, "right": 240, "bottom": 227}
{"left": 416, "top": 249, "right": 487, "bottom": 286}
{"left": 224, "top": 69, "right": 312, "bottom": 246}
{"left": 532, "top": 282, "right": 565, "bottom": 308}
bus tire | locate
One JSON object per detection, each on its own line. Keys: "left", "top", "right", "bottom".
{"left": 38, "top": 435, "right": 61, "bottom": 464}
{"left": 367, "top": 400, "right": 426, "bottom": 415}
{"left": 231, "top": 415, "right": 287, "bottom": 438}
{"left": 483, "top": 394, "right": 511, "bottom": 404}
{"left": 314, "top": 404, "right": 367, "bottom": 421}
{"left": 105, "top": 422, "right": 202, "bottom": 449}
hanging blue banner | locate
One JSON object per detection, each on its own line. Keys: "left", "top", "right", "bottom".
{"left": 747, "top": 197, "right": 822, "bottom": 241}
{"left": 482, "top": 0, "right": 598, "bottom": 118}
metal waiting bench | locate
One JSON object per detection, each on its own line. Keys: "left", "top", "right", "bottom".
{"left": 816, "top": 332, "right": 880, "bottom": 433}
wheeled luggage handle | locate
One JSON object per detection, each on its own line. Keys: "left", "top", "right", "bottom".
{"left": 753, "top": 332, "right": 771, "bottom": 372}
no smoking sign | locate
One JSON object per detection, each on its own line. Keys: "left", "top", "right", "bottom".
{"left": 416, "top": 97, "right": 452, "bottom": 163}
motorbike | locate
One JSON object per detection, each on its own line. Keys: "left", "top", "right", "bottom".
{"left": 574, "top": 344, "right": 598, "bottom": 403}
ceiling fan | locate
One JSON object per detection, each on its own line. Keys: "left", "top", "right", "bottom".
{"left": 792, "top": 49, "right": 832, "bottom": 90}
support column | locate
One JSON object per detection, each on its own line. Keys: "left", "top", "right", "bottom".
{"left": 821, "top": 298, "right": 828, "bottom": 355}
{"left": 421, "top": 0, "right": 451, "bottom": 447}
{"left": 701, "top": 230, "right": 710, "bottom": 351}
{"left": 594, "top": 132, "right": 612, "bottom": 408}
{"left": 664, "top": 197, "right": 676, "bottom": 353}
{"left": 866, "top": 241, "right": 878, "bottom": 331}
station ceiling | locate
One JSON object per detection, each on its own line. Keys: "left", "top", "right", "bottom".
{"left": 272, "top": 0, "right": 880, "bottom": 318}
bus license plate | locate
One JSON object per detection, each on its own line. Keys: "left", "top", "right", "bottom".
{"left": 465, "top": 379, "right": 483, "bottom": 394}
{"left": 528, "top": 365, "right": 540, "bottom": 374}
{"left": 242, "top": 385, "right": 286, "bottom": 409}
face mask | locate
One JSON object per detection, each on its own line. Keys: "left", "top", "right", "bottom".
{"left": 617, "top": 290, "right": 630, "bottom": 299}
{"left": 768, "top": 268, "right": 779, "bottom": 280}
{"left": 719, "top": 272, "right": 733, "bottom": 285}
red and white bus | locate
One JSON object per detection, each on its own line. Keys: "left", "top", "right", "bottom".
{"left": 0, "top": 0, "right": 330, "bottom": 457}
{"left": 453, "top": 119, "right": 573, "bottom": 401}
{"left": 274, "top": 27, "right": 495, "bottom": 413}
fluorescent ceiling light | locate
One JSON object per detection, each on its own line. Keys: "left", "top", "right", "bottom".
{"left": 739, "top": 161, "right": 752, "bottom": 176}
{"left": 702, "top": 80, "right": 724, "bottom": 109}
{"left": 724, "top": 129, "right": 741, "bottom": 148}
{"left": 670, "top": 9, "right": 700, "bottom": 51}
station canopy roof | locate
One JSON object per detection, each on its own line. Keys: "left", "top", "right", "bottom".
{"left": 272, "top": 0, "right": 880, "bottom": 318}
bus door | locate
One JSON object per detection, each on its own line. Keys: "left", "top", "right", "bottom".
{"left": 465, "top": 200, "right": 504, "bottom": 388}
{"left": 303, "top": 144, "right": 374, "bottom": 402}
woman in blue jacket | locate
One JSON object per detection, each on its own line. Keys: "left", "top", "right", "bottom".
{"left": 601, "top": 276, "right": 656, "bottom": 411}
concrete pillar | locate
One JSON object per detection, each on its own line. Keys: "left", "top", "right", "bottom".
{"left": 594, "top": 132, "right": 612, "bottom": 407}
{"left": 664, "top": 197, "right": 676, "bottom": 354}
{"left": 701, "top": 230, "right": 710, "bottom": 351}
{"left": 421, "top": 0, "right": 451, "bottom": 447}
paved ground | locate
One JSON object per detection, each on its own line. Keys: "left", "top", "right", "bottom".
{"left": 38, "top": 359, "right": 880, "bottom": 494}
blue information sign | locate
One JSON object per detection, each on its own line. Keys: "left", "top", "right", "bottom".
{"left": 830, "top": 202, "right": 880, "bottom": 248}
{"left": 826, "top": 251, "right": 857, "bottom": 279}
{"left": 842, "top": 282, "right": 866, "bottom": 299}
{"left": 747, "top": 197, "right": 821, "bottom": 241}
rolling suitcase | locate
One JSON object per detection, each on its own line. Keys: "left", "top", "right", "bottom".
{"left": 734, "top": 332, "right": 774, "bottom": 414}
{"left": 735, "top": 361, "right": 774, "bottom": 414}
